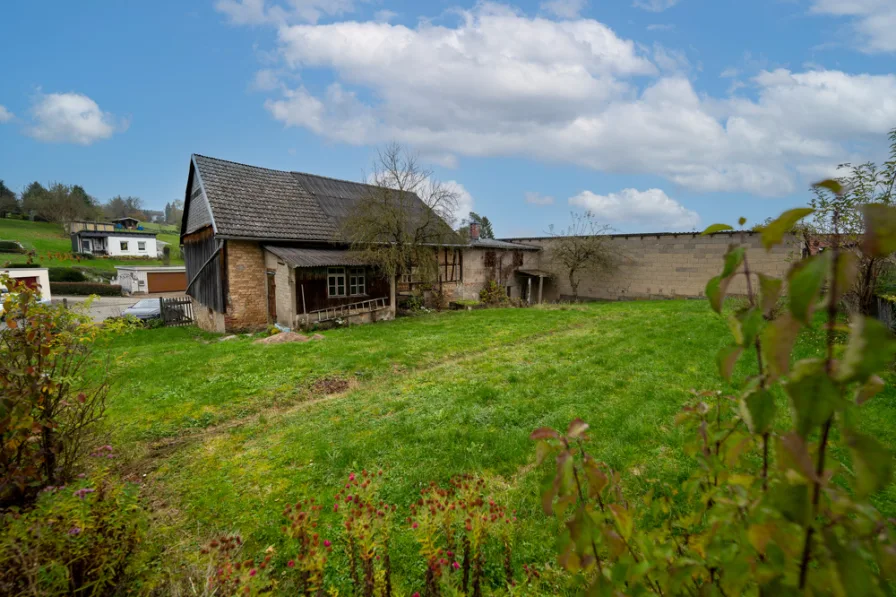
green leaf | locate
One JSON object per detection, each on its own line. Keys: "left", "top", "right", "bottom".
{"left": 535, "top": 440, "right": 553, "bottom": 465}
{"left": 702, "top": 223, "right": 734, "bottom": 235}
{"left": 741, "top": 389, "right": 776, "bottom": 434}
{"left": 777, "top": 432, "right": 817, "bottom": 482}
{"left": 845, "top": 429, "right": 892, "bottom": 499}
{"left": 787, "top": 253, "right": 830, "bottom": 324}
{"left": 838, "top": 317, "right": 896, "bottom": 384}
{"left": 758, "top": 274, "right": 783, "bottom": 317}
{"left": 717, "top": 345, "right": 743, "bottom": 381}
{"left": 761, "top": 208, "right": 814, "bottom": 250}
{"left": 863, "top": 204, "right": 896, "bottom": 258}
{"left": 770, "top": 481, "right": 811, "bottom": 526}
{"left": 738, "top": 306, "right": 765, "bottom": 348}
{"left": 855, "top": 375, "right": 885, "bottom": 405}
{"left": 823, "top": 529, "right": 876, "bottom": 597}
{"left": 829, "top": 252, "right": 858, "bottom": 305}
{"left": 608, "top": 504, "right": 633, "bottom": 540}
{"left": 761, "top": 312, "right": 800, "bottom": 379}
{"left": 785, "top": 359, "right": 839, "bottom": 437}
{"left": 706, "top": 275, "right": 732, "bottom": 314}
{"left": 721, "top": 246, "right": 746, "bottom": 279}
{"left": 812, "top": 178, "right": 845, "bottom": 196}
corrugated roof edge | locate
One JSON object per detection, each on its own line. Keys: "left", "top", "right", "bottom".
{"left": 501, "top": 230, "right": 768, "bottom": 241}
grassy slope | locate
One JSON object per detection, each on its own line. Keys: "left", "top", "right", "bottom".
{"left": 0, "top": 218, "right": 183, "bottom": 270}
{"left": 97, "top": 301, "right": 896, "bottom": 592}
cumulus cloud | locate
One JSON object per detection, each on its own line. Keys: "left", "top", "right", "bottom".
{"left": 0, "top": 105, "right": 13, "bottom": 123}
{"left": 810, "top": 0, "right": 896, "bottom": 53}
{"left": 251, "top": 68, "right": 281, "bottom": 91}
{"left": 445, "top": 180, "right": 475, "bottom": 225}
{"left": 540, "top": 0, "right": 587, "bottom": 19}
{"left": 525, "top": 192, "right": 556, "bottom": 205}
{"left": 633, "top": 0, "right": 680, "bottom": 12}
{"left": 250, "top": 4, "right": 896, "bottom": 196}
{"left": 569, "top": 188, "right": 700, "bottom": 230}
{"left": 27, "top": 92, "right": 126, "bottom": 145}
{"left": 216, "top": 0, "right": 355, "bottom": 25}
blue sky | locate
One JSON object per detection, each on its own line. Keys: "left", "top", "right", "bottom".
{"left": 1, "top": 0, "right": 894, "bottom": 236}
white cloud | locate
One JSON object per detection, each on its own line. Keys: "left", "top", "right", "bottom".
{"left": 525, "top": 192, "right": 556, "bottom": 205}
{"left": 540, "top": 0, "right": 587, "bottom": 19}
{"left": 569, "top": 188, "right": 700, "bottom": 230}
{"left": 0, "top": 105, "right": 13, "bottom": 123}
{"left": 251, "top": 4, "right": 896, "bottom": 196}
{"left": 445, "top": 180, "right": 474, "bottom": 225}
{"left": 27, "top": 92, "right": 125, "bottom": 145}
{"left": 374, "top": 9, "right": 398, "bottom": 23}
{"left": 646, "top": 23, "right": 675, "bottom": 31}
{"left": 720, "top": 67, "right": 739, "bottom": 78}
{"left": 810, "top": 0, "right": 896, "bottom": 53}
{"left": 633, "top": 0, "right": 680, "bottom": 12}
{"left": 251, "top": 68, "right": 281, "bottom": 91}
{"left": 216, "top": 0, "right": 355, "bottom": 25}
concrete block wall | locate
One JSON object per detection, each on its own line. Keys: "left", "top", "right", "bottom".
{"left": 510, "top": 232, "right": 798, "bottom": 301}
{"left": 224, "top": 240, "right": 268, "bottom": 331}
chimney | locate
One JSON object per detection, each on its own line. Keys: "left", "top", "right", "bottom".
{"left": 470, "top": 221, "right": 480, "bottom": 241}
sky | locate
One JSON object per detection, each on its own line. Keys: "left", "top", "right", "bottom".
{"left": 0, "top": 0, "right": 894, "bottom": 237}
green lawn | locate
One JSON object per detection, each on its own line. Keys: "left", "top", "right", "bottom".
{"left": 95, "top": 301, "right": 896, "bottom": 593}
{"left": 0, "top": 218, "right": 183, "bottom": 270}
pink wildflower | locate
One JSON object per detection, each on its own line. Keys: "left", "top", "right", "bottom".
{"left": 249, "top": 569, "right": 257, "bottom": 577}
{"left": 324, "top": 540, "right": 332, "bottom": 548}
{"left": 287, "top": 560, "right": 295, "bottom": 568}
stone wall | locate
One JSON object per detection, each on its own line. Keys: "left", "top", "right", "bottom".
{"left": 458, "top": 247, "right": 541, "bottom": 300}
{"left": 508, "top": 231, "right": 798, "bottom": 301}
{"left": 223, "top": 240, "right": 268, "bottom": 331}
{"left": 264, "top": 251, "right": 297, "bottom": 327}
{"left": 192, "top": 299, "right": 226, "bottom": 333}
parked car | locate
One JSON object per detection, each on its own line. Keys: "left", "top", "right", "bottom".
{"left": 123, "top": 298, "right": 162, "bottom": 321}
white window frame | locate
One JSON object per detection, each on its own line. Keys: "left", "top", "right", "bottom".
{"left": 327, "top": 267, "right": 346, "bottom": 297}
{"left": 349, "top": 267, "right": 366, "bottom": 296}
{"left": 120, "top": 241, "right": 129, "bottom": 251}
{"left": 137, "top": 241, "right": 146, "bottom": 251}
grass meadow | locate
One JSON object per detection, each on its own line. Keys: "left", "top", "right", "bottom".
{"left": 92, "top": 300, "right": 896, "bottom": 593}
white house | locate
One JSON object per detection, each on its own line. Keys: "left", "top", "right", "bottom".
{"left": 114, "top": 266, "right": 187, "bottom": 294}
{"left": 0, "top": 267, "right": 52, "bottom": 302}
{"left": 70, "top": 221, "right": 162, "bottom": 258}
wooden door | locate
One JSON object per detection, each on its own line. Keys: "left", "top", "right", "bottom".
{"left": 147, "top": 272, "right": 187, "bottom": 293}
{"left": 266, "top": 270, "right": 277, "bottom": 322}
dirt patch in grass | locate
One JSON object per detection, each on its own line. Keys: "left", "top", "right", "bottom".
{"left": 311, "top": 376, "right": 352, "bottom": 395}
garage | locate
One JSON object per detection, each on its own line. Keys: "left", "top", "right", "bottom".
{"left": 147, "top": 271, "right": 187, "bottom": 293}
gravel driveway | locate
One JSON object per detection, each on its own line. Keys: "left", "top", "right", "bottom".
{"left": 52, "top": 294, "right": 184, "bottom": 323}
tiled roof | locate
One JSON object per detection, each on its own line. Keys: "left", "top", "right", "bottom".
{"left": 469, "top": 238, "right": 541, "bottom": 251}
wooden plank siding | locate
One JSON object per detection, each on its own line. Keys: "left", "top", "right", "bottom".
{"left": 294, "top": 266, "right": 390, "bottom": 314}
{"left": 183, "top": 226, "right": 225, "bottom": 312}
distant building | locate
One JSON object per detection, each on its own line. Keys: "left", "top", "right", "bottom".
{"left": 70, "top": 220, "right": 163, "bottom": 258}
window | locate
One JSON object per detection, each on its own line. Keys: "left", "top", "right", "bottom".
{"left": 120, "top": 241, "right": 129, "bottom": 251}
{"left": 138, "top": 241, "right": 146, "bottom": 251}
{"left": 327, "top": 267, "right": 346, "bottom": 297}
{"left": 349, "top": 268, "right": 366, "bottom": 296}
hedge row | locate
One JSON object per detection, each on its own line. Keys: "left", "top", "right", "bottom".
{"left": 0, "top": 241, "right": 26, "bottom": 254}
{"left": 47, "top": 267, "right": 88, "bottom": 282}
{"left": 49, "top": 282, "right": 122, "bottom": 296}
{"left": 2, "top": 262, "right": 42, "bottom": 268}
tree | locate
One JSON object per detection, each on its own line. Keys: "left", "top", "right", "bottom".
{"left": 103, "top": 195, "right": 144, "bottom": 220}
{"left": 547, "top": 211, "right": 616, "bottom": 301}
{"left": 20, "top": 181, "right": 48, "bottom": 220}
{"left": 0, "top": 180, "right": 18, "bottom": 218}
{"left": 804, "top": 127, "right": 896, "bottom": 315}
{"left": 342, "top": 143, "right": 461, "bottom": 309}
{"left": 458, "top": 211, "right": 495, "bottom": 239}
{"left": 165, "top": 199, "right": 184, "bottom": 226}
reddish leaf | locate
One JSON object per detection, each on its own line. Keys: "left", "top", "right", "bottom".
{"left": 530, "top": 427, "right": 560, "bottom": 441}
{"left": 566, "top": 419, "right": 589, "bottom": 439}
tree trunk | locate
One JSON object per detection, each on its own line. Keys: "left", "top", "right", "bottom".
{"left": 569, "top": 271, "right": 579, "bottom": 302}
{"left": 389, "top": 274, "right": 397, "bottom": 318}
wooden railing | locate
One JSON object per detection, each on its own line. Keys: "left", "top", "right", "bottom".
{"left": 304, "top": 297, "right": 389, "bottom": 323}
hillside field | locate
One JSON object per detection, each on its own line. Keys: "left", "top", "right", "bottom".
{"left": 94, "top": 300, "right": 896, "bottom": 594}
{"left": 0, "top": 218, "right": 183, "bottom": 271}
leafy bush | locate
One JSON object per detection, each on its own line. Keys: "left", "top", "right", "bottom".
{"left": 0, "top": 280, "right": 112, "bottom": 507}
{"left": 48, "top": 267, "right": 88, "bottom": 282}
{"left": 50, "top": 282, "right": 122, "bottom": 296}
{"left": 1, "top": 262, "right": 42, "bottom": 268}
{"left": 0, "top": 472, "right": 147, "bottom": 596}
{"left": 530, "top": 195, "right": 896, "bottom": 595}
{"left": 0, "top": 240, "right": 26, "bottom": 254}
{"left": 74, "top": 252, "right": 97, "bottom": 260}
{"left": 479, "top": 280, "right": 508, "bottom": 306}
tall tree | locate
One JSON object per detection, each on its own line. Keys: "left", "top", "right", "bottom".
{"left": 103, "top": 195, "right": 144, "bottom": 220}
{"left": 548, "top": 211, "right": 616, "bottom": 301}
{"left": 20, "top": 182, "right": 48, "bottom": 220}
{"left": 804, "top": 127, "right": 896, "bottom": 315}
{"left": 165, "top": 199, "right": 184, "bottom": 226}
{"left": 342, "top": 143, "right": 461, "bottom": 308}
{"left": 459, "top": 211, "right": 496, "bottom": 239}
{"left": 0, "top": 180, "right": 18, "bottom": 218}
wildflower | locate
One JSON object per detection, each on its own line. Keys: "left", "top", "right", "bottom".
{"left": 452, "top": 561, "right": 460, "bottom": 570}
{"left": 412, "top": 522, "right": 419, "bottom": 529}
{"left": 324, "top": 540, "right": 332, "bottom": 548}
{"left": 287, "top": 560, "right": 295, "bottom": 568}
{"left": 333, "top": 504, "right": 339, "bottom": 512}
{"left": 68, "top": 526, "right": 81, "bottom": 536}
{"left": 349, "top": 472, "right": 356, "bottom": 482}
{"left": 73, "top": 487, "right": 95, "bottom": 499}
{"left": 249, "top": 569, "right": 257, "bottom": 577}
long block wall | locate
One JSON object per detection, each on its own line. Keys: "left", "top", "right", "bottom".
{"left": 507, "top": 231, "right": 798, "bottom": 301}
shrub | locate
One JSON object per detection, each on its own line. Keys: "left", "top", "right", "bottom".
{"left": 479, "top": 280, "right": 508, "bottom": 306}
{"left": 0, "top": 472, "right": 148, "bottom": 596}
{"left": 530, "top": 197, "right": 896, "bottom": 595}
{"left": 1, "top": 262, "right": 42, "bottom": 268}
{"left": 74, "top": 252, "right": 97, "bottom": 260}
{"left": 49, "top": 282, "right": 122, "bottom": 296}
{"left": 0, "top": 279, "right": 111, "bottom": 507}
{"left": 48, "top": 267, "right": 88, "bottom": 282}
{"left": 0, "top": 240, "right": 25, "bottom": 254}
